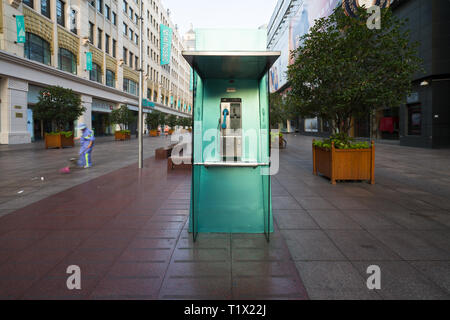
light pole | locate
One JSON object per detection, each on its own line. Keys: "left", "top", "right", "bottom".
{"left": 138, "top": 0, "right": 144, "bottom": 169}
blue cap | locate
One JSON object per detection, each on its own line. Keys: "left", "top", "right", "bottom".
{"left": 77, "top": 123, "right": 87, "bottom": 130}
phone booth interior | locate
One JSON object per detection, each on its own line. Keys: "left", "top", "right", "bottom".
{"left": 183, "top": 29, "right": 280, "bottom": 239}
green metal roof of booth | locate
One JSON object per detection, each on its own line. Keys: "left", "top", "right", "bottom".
{"left": 182, "top": 51, "right": 280, "bottom": 80}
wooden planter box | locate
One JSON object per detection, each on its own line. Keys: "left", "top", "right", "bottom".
{"left": 115, "top": 131, "right": 130, "bottom": 141}
{"left": 149, "top": 130, "right": 158, "bottom": 137}
{"left": 45, "top": 133, "right": 74, "bottom": 149}
{"left": 313, "top": 140, "right": 375, "bottom": 185}
{"left": 168, "top": 129, "right": 174, "bottom": 135}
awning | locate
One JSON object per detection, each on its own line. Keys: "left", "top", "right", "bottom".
{"left": 182, "top": 51, "right": 280, "bottom": 80}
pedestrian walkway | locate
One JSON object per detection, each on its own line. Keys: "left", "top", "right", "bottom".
{"left": 0, "top": 155, "right": 308, "bottom": 299}
{"left": 0, "top": 136, "right": 169, "bottom": 217}
{"left": 0, "top": 134, "right": 449, "bottom": 299}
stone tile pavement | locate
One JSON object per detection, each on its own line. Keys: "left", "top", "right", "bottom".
{"left": 0, "top": 134, "right": 449, "bottom": 299}
{"left": 274, "top": 135, "right": 450, "bottom": 299}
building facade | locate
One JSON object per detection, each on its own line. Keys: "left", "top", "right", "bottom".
{"left": 0, "top": 0, "right": 192, "bottom": 144}
{"left": 267, "top": 0, "right": 450, "bottom": 148}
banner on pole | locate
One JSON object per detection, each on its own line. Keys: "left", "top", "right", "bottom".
{"left": 86, "top": 52, "right": 93, "bottom": 71}
{"left": 160, "top": 24, "right": 172, "bottom": 66}
{"left": 189, "top": 68, "right": 193, "bottom": 91}
{"left": 16, "top": 15, "right": 26, "bottom": 43}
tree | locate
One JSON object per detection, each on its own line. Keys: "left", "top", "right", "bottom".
{"left": 287, "top": 6, "right": 421, "bottom": 135}
{"left": 159, "top": 112, "right": 166, "bottom": 128}
{"left": 145, "top": 110, "right": 160, "bottom": 130}
{"left": 33, "top": 86, "right": 84, "bottom": 132}
{"left": 269, "top": 92, "right": 295, "bottom": 129}
{"left": 110, "top": 105, "right": 134, "bottom": 131}
{"left": 167, "top": 115, "right": 178, "bottom": 129}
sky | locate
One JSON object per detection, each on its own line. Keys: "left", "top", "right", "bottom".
{"left": 161, "top": 0, "right": 279, "bottom": 35}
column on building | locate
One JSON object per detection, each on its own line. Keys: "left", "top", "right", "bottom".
{"left": 0, "top": 77, "right": 31, "bottom": 144}
{"left": 76, "top": 95, "right": 93, "bottom": 137}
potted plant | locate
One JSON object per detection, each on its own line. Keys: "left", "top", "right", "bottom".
{"left": 167, "top": 115, "right": 177, "bottom": 135}
{"left": 110, "top": 105, "right": 133, "bottom": 140}
{"left": 159, "top": 112, "right": 166, "bottom": 135}
{"left": 287, "top": 6, "right": 421, "bottom": 184}
{"left": 146, "top": 110, "right": 161, "bottom": 136}
{"left": 33, "top": 86, "right": 85, "bottom": 149}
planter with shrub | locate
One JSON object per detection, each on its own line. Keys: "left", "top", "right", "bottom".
{"left": 45, "top": 131, "right": 75, "bottom": 149}
{"left": 313, "top": 134, "right": 374, "bottom": 185}
{"left": 33, "top": 86, "right": 85, "bottom": 149}
{"left": 110, "top": 105, "right": 134, "bottom": 141}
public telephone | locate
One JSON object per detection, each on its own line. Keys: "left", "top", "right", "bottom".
{"left": 219, "top": 98, "right": 242, "bottom": 161}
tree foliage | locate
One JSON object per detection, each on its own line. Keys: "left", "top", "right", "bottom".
{"left": 269, "top": 92, "right": 296, "bottom": 129}
{"left": 33, "top": 86, "right": 84, "bottom": 132}
{"left": 167, "top": 115, "right": 178, "bottom": 129}
{"left": 145, "top": 110, "right": 161, "bottom": 130}
{"left": 110, "top": 105, "right": 135, "bottom": 131}
{"left": 287, "top": 6, "right": 421, "bottom": 135}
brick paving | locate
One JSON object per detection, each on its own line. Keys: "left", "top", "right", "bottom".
{"left": 0, "top": 134, "right": 449, "bottom": 299}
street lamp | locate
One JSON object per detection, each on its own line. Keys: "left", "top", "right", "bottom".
{"left": 138, "top": 0, "right": 144, "bottom": 169}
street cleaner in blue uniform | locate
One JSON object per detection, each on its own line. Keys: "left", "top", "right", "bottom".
{"left": 74, "top": 123, "right": 95, "bottom": 168}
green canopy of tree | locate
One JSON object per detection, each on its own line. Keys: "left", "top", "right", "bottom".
{"left": 167, "top": 115, "right": 178, "bottom": 129}
{"left": 33, "top": 86, "right": 84, "bottom": 132}
{"left": 110, "top": 105, "right": 135, "bottom": 131}
{"left": 270, "top": 92, "right": 296, "bottom": 129}
{"left": 287, "top": 6, "right": 422, "bottom": 135}
{"left": 146, "top": 110, "right": 161, "bottom": 130}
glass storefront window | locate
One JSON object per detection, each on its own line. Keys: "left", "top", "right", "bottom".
{"left": 408, "top": 105, "right": 422, "bottom": 136}
{"left": 58, "top": 48, "right": 77, "bottom": 74}
{"left": 24, "top": 32, "right": 51, "bottom": 65}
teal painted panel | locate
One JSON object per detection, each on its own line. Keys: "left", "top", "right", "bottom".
{"left": 195, "top": 29, "right": 267, "bottom": 51}
{"left": 190, "top": 29, "right": 272, "bottom": 234}
{"left": 190, "top": 166, "right": 273, "bottom": 233}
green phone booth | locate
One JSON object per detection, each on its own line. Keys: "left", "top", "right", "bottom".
{"left": 183, "top": 29, "right": 280, "bottom": 240}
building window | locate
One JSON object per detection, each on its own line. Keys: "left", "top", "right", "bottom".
{"left": 112, "top": 12, "right": 117, "bottom": 25}
{"left": 123, "top": 78, "right": 137, "bottom": 95}
{"left": 112, "top": 39, "right": 117, "bottom": 57}
{"left": 408, "top": 105, "right": 422, "bottom": 136}
{"left": 23, "top": 0, "right": 33, "bottom": 8}
{"left": 123, "top": 47, "right": 128, "bottom": 64}
{"left": 123, "top": 23, "right": 127, "bottom": 36}
{"left": 135, "top": 56, "right": 138, "bottom": 70}
{"left": 106, "top": 70, "right": 115, "bottom": 87}
{"left": 41, "top": 0, "right": 51, "bottom": 18}
{"left": 70, "top": 8, "right": 77, "bottom": 34}
{"left": 129, "top": 8, "right": 133, "bottom": 20}
{"left": 123, "top": 0, "right": 127, "bottom": 13}
{"left": 89, "top": 22, "right": 94, "bottom": 43}
{"left": 58, "top": 48, "right": 77, "bottom": 74}
{"left": 24, "top": 32, "right": 51, "bottom": 65}
{"left": 135, "top": 34, "right": 139, "bottom": 45}
{"left": 97, "top": 28, "right": 102, "bottom": 49}
{"left": 135, "top": 13, "right": 139, "bottom": 25}
{"left": 56, "top": 0, "right": 65, "bottom": 26}
{"left": 105, "top": 34, "right": 110, "bottom": 54}
{"left": 96, "top": 0, "right": 103, "bottom": 14}
{"left": 105, "top": 5, "right": 111, "bottom": 20}
{"left": 89, "top": 0, "right": 95, "bottom": 7}
{"left": 129, "top": 52, "right": 133, "bottom": 68}
{"left": 129, "top": 30, "right": 133, "bottom": 41}
{"left": 89, "top": 63, "right": 102, "bottom": 83}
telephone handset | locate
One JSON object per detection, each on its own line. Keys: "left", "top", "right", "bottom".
{"left": 222, "top": 109, "right": 229, "bottom": 129}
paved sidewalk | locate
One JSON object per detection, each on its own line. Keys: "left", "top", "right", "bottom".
{"left": 0, "top": 136, "right": 169, "bottom": 217}
{"left": 275, "top": 135, "right": 450, "bottom": 299}
{"left": 0, "top": 134, "right": 449, "bottom": 299}
{"left": 0, "top": 155, "right": 308, "bottom": 300}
